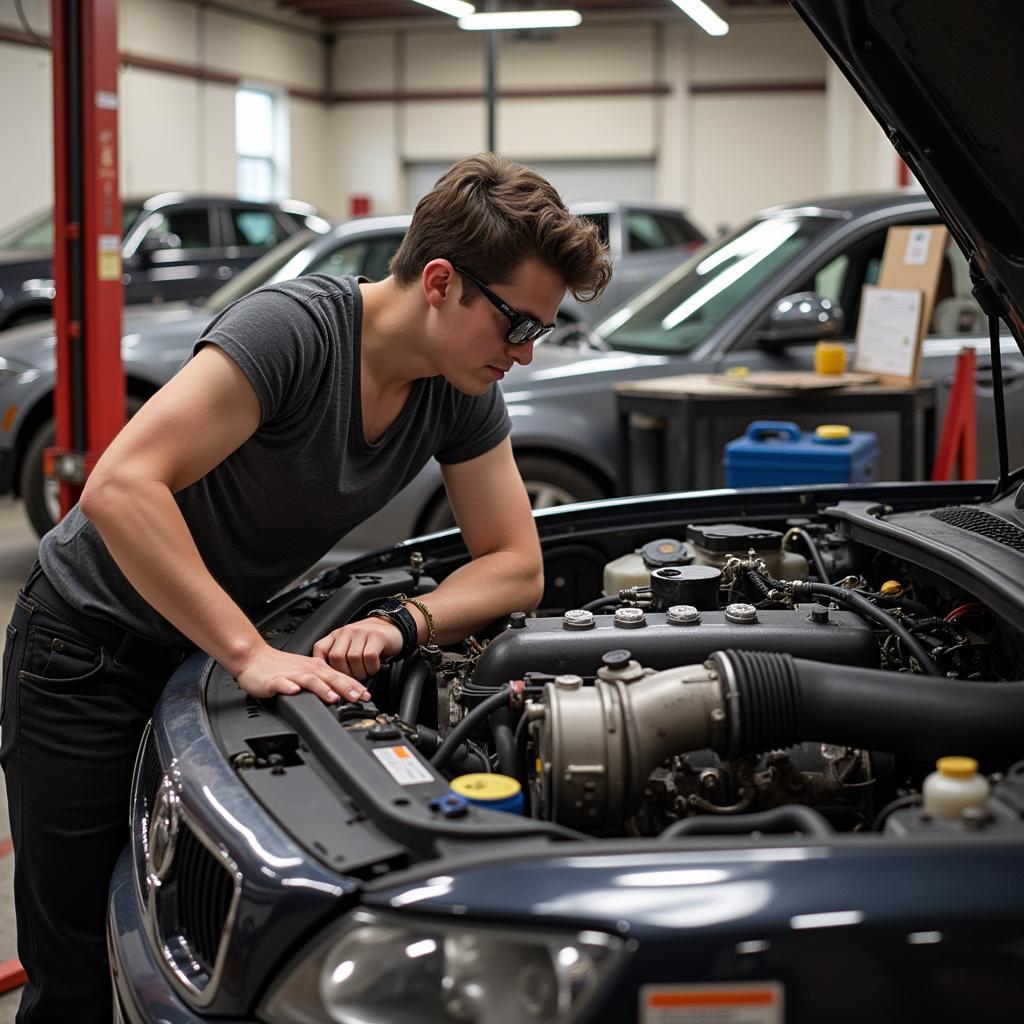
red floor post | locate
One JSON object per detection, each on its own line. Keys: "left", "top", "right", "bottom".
{"left": 47, "top": 0, "right": 125, "bottom": 521}
{"left": 931, "top": 347, "right": 977, "bottom": 481}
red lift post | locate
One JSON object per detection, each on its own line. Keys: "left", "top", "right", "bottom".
{"left": 48, "top": 0, "right": 125, "bottom": 519}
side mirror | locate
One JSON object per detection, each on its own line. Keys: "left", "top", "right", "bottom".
{"left": 753, "top": 291, "right": 845, "bottom": 349}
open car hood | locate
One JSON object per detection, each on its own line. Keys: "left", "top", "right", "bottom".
{"left": 793, "top": 1, "right": 1024, "bottom": 350}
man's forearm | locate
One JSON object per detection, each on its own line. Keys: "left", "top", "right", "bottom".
{"left": 80, "top": 477, "right": 265, "bottom": 674}
{"left": 404, "top": 547, "right": 544, "bottom": 645}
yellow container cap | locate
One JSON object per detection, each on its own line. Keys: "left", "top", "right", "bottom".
{"left": 936, "top": 756, "right": 978, "bottom": 778}
{"left": 815, "top": 424, "right": 851, "bottom": 440}
{"left": 451, "top": 773, "right": 522, "bottom": 801}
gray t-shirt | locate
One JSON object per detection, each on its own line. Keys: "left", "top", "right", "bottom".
{"left": 39, "top": 275, "right": 511, "bottom": 643}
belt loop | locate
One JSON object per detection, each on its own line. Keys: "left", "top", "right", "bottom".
{"left": 24, "top": 561, "right": 43, "bottom": 592}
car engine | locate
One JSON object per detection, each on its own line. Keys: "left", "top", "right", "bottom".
{"left": 212, "top": 494, "right": 1024, "bottom": 855}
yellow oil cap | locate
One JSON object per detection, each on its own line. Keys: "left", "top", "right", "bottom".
{"left": 937, "top": 756, "right": 978, "bottom": 779}
{"left": 880, "top": 580, "right": 904, "bottom": 597}
{"left": 815, "top": 424, "right": 851, "bottom": 440}
{"left": 451, "top": 773, "right": 522, "bottom": 802}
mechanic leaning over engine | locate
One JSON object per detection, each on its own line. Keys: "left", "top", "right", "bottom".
{"left": 0, "top": 153, "right": 612, "bottom": 1023}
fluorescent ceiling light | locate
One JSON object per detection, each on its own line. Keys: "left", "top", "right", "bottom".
{"left": 411, "top": 0, "right": 476, "bottom": 17}
{"left": 458, "top": 9, "right": 582, "bottom": 30}
{"left": 670, "top": 0, "right": 729, "bottom": 36}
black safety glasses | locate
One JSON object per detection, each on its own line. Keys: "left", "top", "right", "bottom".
{"left": 453, "top": 264, "right": 556, "bottom": 346}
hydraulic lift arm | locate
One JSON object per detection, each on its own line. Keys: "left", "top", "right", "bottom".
{"left": 48, "top": 0, "right": 126, "bottom": 519}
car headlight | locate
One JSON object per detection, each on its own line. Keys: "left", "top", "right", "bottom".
{"left": 260, "top": 908, "right": 625, "bottom": 1023}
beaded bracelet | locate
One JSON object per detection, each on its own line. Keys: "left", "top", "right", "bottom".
{"left": 395, "top": 593, "right": 437, "bottom": 647}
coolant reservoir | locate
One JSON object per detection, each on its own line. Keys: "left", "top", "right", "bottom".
{"left": 603, "top": 537, "right": 691, "bottom": 594}
{"left": 686, "top": 523, "right": 809, "bottom": 580}
{"left": 922, "top": 756, "right": 990, "bottom": 820}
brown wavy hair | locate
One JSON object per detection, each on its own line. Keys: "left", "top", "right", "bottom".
{"left": 389, "top": 153, "right": 611, "bottom": 303}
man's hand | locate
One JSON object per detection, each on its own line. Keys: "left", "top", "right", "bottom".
{"left": 234, "top": 643, "right": 372, "bottom": 704}
{"left": 312, "top": 617, "right": 404, "bottom": 681}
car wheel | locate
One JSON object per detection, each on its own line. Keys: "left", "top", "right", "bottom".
{"left": 22, "top": 396, "right": 145, "bottom": 539}
{"left": 420, "top": 453, "right": 607, "bottom": 533}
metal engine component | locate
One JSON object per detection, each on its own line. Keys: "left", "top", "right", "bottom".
{"left": 533, "top": 661, "right": 725, "bottom": 831}
{"left": 472, "top": 606, "right": 879, "bottom": 687}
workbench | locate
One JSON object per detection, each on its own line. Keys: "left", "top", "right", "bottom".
{"left": 615, "top": 373, "right": 937, "bottom": 494}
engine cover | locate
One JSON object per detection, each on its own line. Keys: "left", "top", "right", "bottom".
{"left": 475, "top": 605, "right": 879, "bottom": 688}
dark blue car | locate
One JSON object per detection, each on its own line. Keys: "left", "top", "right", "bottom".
{"left": 108, "top": 3, "right": 1024, "bottom": 1020}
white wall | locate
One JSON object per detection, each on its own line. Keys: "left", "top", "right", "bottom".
{"left": 0, "top": 3, "right": 901, "bottom": 235}
{"left": 0, "top": 0, "right": 336, "bottom": 229}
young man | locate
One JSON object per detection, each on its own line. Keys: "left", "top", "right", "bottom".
{"left": 0, "top": 153, "right": 611, "bottom": 1021}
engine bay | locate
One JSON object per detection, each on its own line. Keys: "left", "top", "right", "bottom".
{"left": 206, "top": 489, "right": 1024, "bottom": 876}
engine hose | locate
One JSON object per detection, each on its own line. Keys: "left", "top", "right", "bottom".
{"left": 713, "top": 648, "right": 1024, "bottom": 765}
{"left": 752, "top": 569, "right": 940, "bottom": 676}
{"left": 783, "top": 527, "right": 832, "bottom": 584}
{"left": 582, "top": 595, "right": 621, "bottom": 612}
{"left": 659, "top": 804, "right": 834, "bottom": 839}
{"left": 489, "top": 706, "right": 517, "bottom": 776}
{"left": 398, "top": 655, "right": 431, "bottom": 724}
{"left": 807, "top": 582, "right": 941, "bottom": 676}
{"left": 430, "top": 687, "right": 511, "bottom": 770}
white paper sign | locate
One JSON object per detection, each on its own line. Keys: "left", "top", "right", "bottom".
{"left": 904, "top": 228, "right": 932, "bottom": 265}
{"left": 854, "top": 286, "right": 923, "bottom": 379}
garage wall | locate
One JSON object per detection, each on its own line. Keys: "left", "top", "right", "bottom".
{"left": 327, "top": 10, "right": 898, "bottom": 232}
{"left": 0, "top": 0, "right": 335, "bottom": 229}
{"left": 0, "top": 4, "right": 901, "bottom": 237}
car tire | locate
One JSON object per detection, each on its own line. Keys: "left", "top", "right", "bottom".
{"left": 21, "top": 396, "right": 145, "bottom": 539}
{"left": 421, "top": 453, "right": 607, "bottom": 533}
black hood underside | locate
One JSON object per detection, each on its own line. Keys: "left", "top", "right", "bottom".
{"left": 792, "top": 1, "right": 1024, "bottom": 347}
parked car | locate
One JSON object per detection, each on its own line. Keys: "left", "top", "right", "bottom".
{"left": 109, "top": 1, "right": 1024, "bottom": 1019}
{"left": 0, "top": 201, "right": 703, "bottom": 538}
{"left": 2, "top": 187, "right": 1012, "bottom": 546}
{"left": 0, "top": 192, "right": 329, "bottom": 330}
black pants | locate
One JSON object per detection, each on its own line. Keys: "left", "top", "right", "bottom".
{"left": 0, "top": 567, "right": 188, "bottom": 1023}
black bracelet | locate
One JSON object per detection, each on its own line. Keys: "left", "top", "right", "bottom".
{"left": 368, "top": 601, "right": 419, "bottom": 660}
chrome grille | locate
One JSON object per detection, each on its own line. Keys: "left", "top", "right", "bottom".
{"left": 930, "top": 507, "right": 1024, "bottom": 553}
{"left": 170, "top": 824, "right": 235, "bottom": 974}
{"left": 141, "top": 728, "right": 163, "bottom": 814}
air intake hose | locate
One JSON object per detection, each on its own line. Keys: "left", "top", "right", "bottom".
{"left": 713, "top": 649, "right": 1024, "bottom": 764}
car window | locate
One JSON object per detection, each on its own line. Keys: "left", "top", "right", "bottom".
{"left": 598, "top": 214, "right": 834, "bottom": 354}
{"left": 928, "top": 241, "right": 986, "bottom": 336}
{"left": 231, "top": 209, "right": 289, "bottom": 249}
{"left": 814, "top": 254, "right": 849, "bottom": 304}
{"left": 627, "top": 211, "right": 682, "bottom": 253}
{"left": 146, "top": 208, "right": 213, "bottom": 249}
{"left": 307, "top": 240, "right": 369, "bottom": 278}
{"left": 203, "top": 229, "right": 317, "bottom": 312}
{"left": 0, "top": 209, "right": 53, "bottom": 249}
{"left": 363, "top": 235, "right": 403, "bottom": 280}
{"left": 811, "top": 231, "right": 983, "bottom": 340}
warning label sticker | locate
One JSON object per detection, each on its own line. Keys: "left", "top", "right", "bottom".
{"left": 640, "top": 982, "right": 784, "bottom": 1024}
{"left": 373, "top": 745, "right": 435, "bottom": 786}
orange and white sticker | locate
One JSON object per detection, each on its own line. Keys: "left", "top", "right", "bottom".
{"left": 640, "top": 982, "right": 784, "bottom": 1024}
{"left": 373, "top": 745, "right": 435, "bottom": 786}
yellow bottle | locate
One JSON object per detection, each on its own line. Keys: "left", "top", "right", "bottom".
{"left": 814, "top": 340, "right": 847, "bottom": 375}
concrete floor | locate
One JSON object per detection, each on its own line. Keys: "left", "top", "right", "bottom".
{"left": 0, "top": 498, "right": 43, "bottom": 1020}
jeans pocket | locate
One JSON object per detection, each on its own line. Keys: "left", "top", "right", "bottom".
{"left": 1, "top": 622, "right": 17, "bottom": 727}
{"left": 21, "top": 622, "right": 106, "bottom": 694}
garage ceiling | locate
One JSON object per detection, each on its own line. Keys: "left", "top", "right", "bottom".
{"left": 276, "top": 0, "right": 786, "bottom": 24}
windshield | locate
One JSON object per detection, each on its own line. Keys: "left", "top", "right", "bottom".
{"left": 0, "top": 204, "right": 144, "bottom": 250}
{"left": 596, "top": 214, "right": 835, "bottom": 353}
{"left": 203, "top": 229, "right": 319, "bottom": 312}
